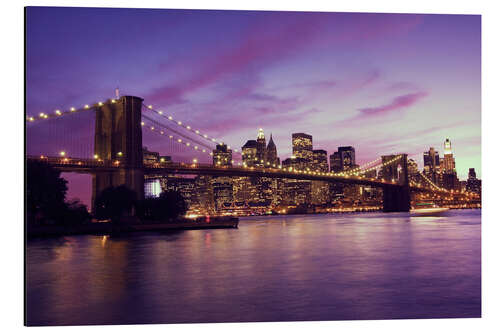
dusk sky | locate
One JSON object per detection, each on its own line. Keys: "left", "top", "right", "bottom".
{"left": 26, "top": 7, "right": 481, "bottom": 205}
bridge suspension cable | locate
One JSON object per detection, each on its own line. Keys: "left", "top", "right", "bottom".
{"left": 141, "top": 117, "right": 215, "bottom": 158}
{"left": 142, "top": 103, "right": 241, "bottom": 153}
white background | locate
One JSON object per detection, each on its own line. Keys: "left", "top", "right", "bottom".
{"left": 1, "top": 0, "right": 499, "bottom": 332}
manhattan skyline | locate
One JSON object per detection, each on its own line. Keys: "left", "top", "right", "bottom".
{"left": 26, "top": 7, "right": 481, "bottom": 205}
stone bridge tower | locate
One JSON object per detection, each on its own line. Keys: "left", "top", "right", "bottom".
{"left": 91, "top": 96, "right": 144, "bottom": 212}
{"left": 380, "top": 153, "right": 410, "bottom": 212}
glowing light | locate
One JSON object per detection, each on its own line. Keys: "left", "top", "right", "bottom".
{"left": 158, "top": 111, "right": 163, "bottom": 115}
{"left": 84, "top": 104, "right": 90, "bottom": 109}
{"left": 186, "top": 125, "right": 191, "bottom": 129}
{"left": 59, "top": 151, "right": 66, "bottom": 157}
{"left": 178, "top": 139, "right": 182, "bottom": 143}
{"left": 168, "top": 116, "right": 173, "bottom": 120}
{"left": 94, "top": 154, "right": 99, "bottom": 159}
{"left": 204, "top": 134, "right": 208, "bottom": 138}
{"left": 195, "top": 130, "right": 200, "bottom": 134}
{"left": 194, "top": 146, "right": 198, "bottom": 150}
{"left": 193, "top": 159, "right": 198, "bottom": 163}
{"left": 28, "top": 117, "right": 34, "bottom": 122}
{"left": 150, "top": 126, "right": 154, "bottom": 130}
{"left": 55, "top": 110, "right": 61, "bottom": 115}
{"left": 148, "top": 105, "right": 153, "bottom": 109}
{"left": 117, "top": 151, "right": 123, "bottom": 156}
{"left": 98, "top": 102, "right": 103, "bottom": 106}
{"left": 141, "top": 122, "right": 145, "bottom": 126}
{"left": 111, "top": 99, "right": 116, "bottom": 103}
{"left": 70, "top": 107, "right": 76, "bottom": 112}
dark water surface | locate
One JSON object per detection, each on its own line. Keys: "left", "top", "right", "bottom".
{"left": 26, "top": 210, "right": 481, "bottom": 325}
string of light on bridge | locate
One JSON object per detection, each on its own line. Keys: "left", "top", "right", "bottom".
{"left": 25, "top": 99, "right": 126, "bottom": 122}
{"left": 143, "top": 103, "right": 241, "bottom": 153}
{"left": 141, "top": 119, "right": 215, "bottom": 160}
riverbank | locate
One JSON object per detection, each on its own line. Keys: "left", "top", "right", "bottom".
{"left": 27, "top": 216, "right": 238, "bottom": 238}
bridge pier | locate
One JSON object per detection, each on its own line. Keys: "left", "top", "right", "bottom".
{"left": 382, "top": 185, "right": 410, "bottom": 212}
{"left": 91, "top": 96, "right": 144, "bottom": 213}
{"left": 381, "top": 153, "right": 411, "bottom": 212}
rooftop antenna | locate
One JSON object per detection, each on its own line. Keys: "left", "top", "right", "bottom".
{"left": 115, "top": 86, "right": 120, "bottom": 99}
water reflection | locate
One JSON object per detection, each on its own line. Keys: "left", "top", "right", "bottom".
{"left": 26, "top": 210, "right": 481, "bottom": 325}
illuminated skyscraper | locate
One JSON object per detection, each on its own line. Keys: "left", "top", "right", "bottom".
{"left": 423, "top": 147, "right": 441, "bottom": 184}
{"left": 212, "top": 143, "right": 232, "bottom": 166}
{"left": 292, "top": 133, "right": 313, "bottom": 164}
{"left": 338, "top": 146, "right": 356, "bottom": 171}
{"left": 311, "top": 149, "right": 329, "bottom": 205}
{"left": 256, "top": 128, "right": 266, "bottom": 167}
{"left": 312, "top": 149, "right": 328, "bottom": 172}
{"left": 242, "top": 140, "right": 258, "bottom": 167}
{"left": 443, "top": 138, "right": 456, "bottom": 173}
{"left": 329, "top": 151, "right": 342, "bottom": 172}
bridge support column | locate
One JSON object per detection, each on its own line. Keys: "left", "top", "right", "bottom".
{"left": 91, "top": 96, "right": 144, "bottom": 213}
{"left": 382, "top": 185, "right": 410, "bottom": 212}
{"left": 381, "top": 153, "right": 410, "bottom": 212}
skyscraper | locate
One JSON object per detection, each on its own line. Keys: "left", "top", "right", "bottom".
{"left": 242, "top": 140, "right": 258, "bottom": 167}
{"left": 338, "top": 146, "right": 356, "bottom": 171}
{"left": 256, "top": 128, "right": 266, "bottom": 167}
{"left": 311, "top": 150, "right": 329, "bottom": 205}
{"left": 423, "top": 147, "right": 440, "bottom": 184}
{"left": 312, "top": 150, "right": 328, "bottom": 172}
{"left": 266, "top": 133, "right": 280, "bottom": 167}
{"left": 443, "top": 138, "right": 456, "bottom": 173}
{"left": 212, "top": 143, "right": 232, "bottom": 166}
{"left": 292, "top": 133, "right": 313, "bottom": 163}
{"left": 466, "top": 167, "right": 481, "bottom": 194}
{"left": 329, "top": 151, "right": 342, "bottom": 172}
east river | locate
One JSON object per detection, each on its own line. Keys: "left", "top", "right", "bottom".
{"left": 26, "top": 210, "right": 481, "bottom": 326}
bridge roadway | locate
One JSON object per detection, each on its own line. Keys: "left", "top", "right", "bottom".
{"left": 28, "top": 155, "right": 447, "bottom": 193}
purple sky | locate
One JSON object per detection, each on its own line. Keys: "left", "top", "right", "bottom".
{"left": 26, "top": 7, "right": 481, "bottom": 206}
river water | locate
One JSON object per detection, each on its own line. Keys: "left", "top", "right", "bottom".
{"left": 26, "top": 210, "right": 481, "bottom": 326}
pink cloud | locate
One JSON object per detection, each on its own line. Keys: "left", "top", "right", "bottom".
{"left": 358, "top": 91, "right": 428, "bottom": 115}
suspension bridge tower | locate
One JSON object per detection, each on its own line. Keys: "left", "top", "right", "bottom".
{"left": 381, "top": 153, "right": 411, "bottom": 212}
{"left": 92, "top": 95, "right": 145, "bottom": 212}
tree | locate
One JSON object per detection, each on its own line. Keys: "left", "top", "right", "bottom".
{"left": 138, "top": 190, "right": 187, "bottom": 222}
{"left": 26, "top": 160, "right": 68, "bottom": 224}
{"left": 94, "top": 185, "right": 137, "bottom": 222}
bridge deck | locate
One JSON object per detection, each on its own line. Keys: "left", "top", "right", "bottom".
{"left": 27, "top": 155, "right": 448, "bottom": 192}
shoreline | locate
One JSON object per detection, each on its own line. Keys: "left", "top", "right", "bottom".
{"left": 27, "top": 216, "right": 238, "bottom": 238}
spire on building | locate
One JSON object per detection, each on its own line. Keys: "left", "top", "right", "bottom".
{"left": 267, "top": 133, "right": 276, "bottom": 150}
{"left": 257, "top": 128, "right": 265, "bottom": 140}
{"left": 444, "top": 138, "right": 452, "bottom": 155}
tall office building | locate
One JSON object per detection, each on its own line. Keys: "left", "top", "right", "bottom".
{"left": 256, "top": 128, "right": 267, "bottom": 167}
{"left": 312, "top": 149, "right": 329, "bottom": 172}
{"left": 242, "top": 140, "right": 258, "bottom": 167}
{"left": 213, "top": 143, "right": 232, "bottom": 166}
{"left": 466, "top": 167, "right": 481, "bottom": 194}
{"left": 442, "top": 138, "right": 456, "bottom": 173}
{"left": 423, "top": 147, "right": 441, "bottom": 184}
{"left": 329, "top": 151, "right": 342, "bottom": 172}
{"left": 338, "top": 146, "right": 356, "bottom": 171}
{"left": 311, "top": 149, "right": 329, "bottom": 205}
{"left": 292, "top": 133, "right": 313, "bottom": 164}
{"left": 266, "top": 134, "right": 280, "bottom": 167}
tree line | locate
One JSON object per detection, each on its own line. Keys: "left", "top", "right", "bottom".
{"left": 26, "top": 160, "right": 187, "bottom": 226}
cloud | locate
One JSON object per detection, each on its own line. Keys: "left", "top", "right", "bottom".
{"left": 358, "top": 91, "right": 428, "bottom": 115}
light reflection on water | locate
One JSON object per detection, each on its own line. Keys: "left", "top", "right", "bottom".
{"left": 26, "top": 210, "right": 481, "bottom": 326}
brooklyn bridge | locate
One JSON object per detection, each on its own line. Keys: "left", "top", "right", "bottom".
{"left": 26, "top": 95, "right": 477, "bottom": 214}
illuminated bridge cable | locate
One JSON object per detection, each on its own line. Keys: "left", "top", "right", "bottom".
{"left": 141, "top": 114, "right": 214, "bottom": 150}
{"left": 142, "top": 103, "right": 241, "bottom": 154}
{"left": 141, "top": 118, "right": 214, "bottom": 158}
